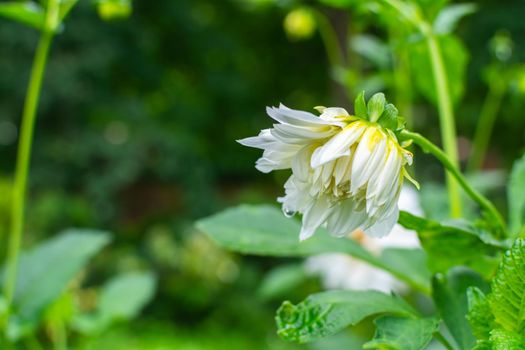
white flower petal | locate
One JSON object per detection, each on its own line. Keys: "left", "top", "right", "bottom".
{"left": 310, "top": 123, "right": 364, "bottom": 168}
{"left": 319, "top": 107, "right": 350, "bottom": 120}
{"left": 300, "top": 197, "right": 332, "bottom": 241}
{"left": 274, "top": 123, "right": 336, "bottom": 140}
{"left": 267, "top": 105, "right": 344, "bottom": 128}
{"left": 292, "top": 146, "right": 314, "bottom": 182}
{"left": 350, "top": 127, "right": 377, "bottom": 194}
{"left": 352, "top": 136, "right": 387, "bottom": 191}
{"left": 236, "top": 129, "right": 275, "bottom": 149}
{"left": 333, "top": 155, "right": 352, "bottom": 185}
{"left": 364, "top": 206, "right": 399, "bottom": 238}
{"left": 240, "top": 104, "right": 417, "bottom": 241}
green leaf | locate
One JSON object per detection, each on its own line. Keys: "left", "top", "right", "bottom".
{"left": 350, "top": 35, "right": 390, "bottom": 68}
{"left": 98, "top": 271, "right": 156, "bottom": 321}
{"left": 354, "top": 91, "right": 368, "bottom": 119}
{"left": 74, "top": 271, "right": 156, "bottom": 334}
{"left": 433, "top": 268, "right": 487, "bottom": 350}
{"left": 0, "top": 229, "right": 110, "bottom": 335}
{"left": 466, "top": 287, "right": 495, "bottom": 342}
{"left": 377, "top": 103, "right": 398, "bottom": 131}
{"left": 398, "top": 211, "right": 505, "bottom": 278}
{"left": 409, "top": 35, "right": 469, "bottom": 105}
{"left": 58, "top": 0, "right": 79, "bottom": 23}
{"left": 489, "top": 328, "right": 525, "bottom": 349}
{"left": 433, "top": 3, "right": 477, "bottom": 35}
{"left": 508, "top": 153, "right": 525, "bottom": 236}
{"left": 0, "top": 1, "right": 45, "bottom": 30}
{"left": 363, "top": 316, "right": 440, "bottom": 350}
{"left": 197, "top": 205, "right": 430, "bottom": 293}
{"left": 367, "top": 92, "right": 386, "bottom": 122}
{"left": 379, "top": 248, "right": 431, "bottom": 292}
{"left": 275, "top": 290, "right": 417, "bottom": 343}
{"left": 488, "top": 238, "right": 525, "bottom": 334}
{"left": 257, "top": 264, "right": 309, "bottom": 301}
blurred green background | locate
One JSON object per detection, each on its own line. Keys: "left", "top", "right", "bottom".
{"left": 0, "top": 0, "right": 524, "bottom": 348}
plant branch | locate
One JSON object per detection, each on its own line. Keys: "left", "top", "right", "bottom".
{"left": 425, "top": 33, "right": 462, "bottom": 217}
{"left": 467, "top": 80, "right": 505, "bottom": 172}
{"left": 2, "top": 1, "right": 59, "bottom": 328}
{"left": 379, "top": 0, "right": 462, "bottom": 217}
{"left": 401, "top": 130, "right": 507, "bottom": 235}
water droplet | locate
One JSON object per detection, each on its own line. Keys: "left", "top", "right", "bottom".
{"left": 283, "top": 207, "right": 296, "bottom": 218}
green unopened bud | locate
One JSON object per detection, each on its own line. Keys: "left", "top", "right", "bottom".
{"left": 97, "top": 0, "right": 132, "bottom": 21}
{"left": 367, "top": 93, "right": 385, "bottom": 122}
{"left": 284, "top": 7, "right": 316, "bottom": 41}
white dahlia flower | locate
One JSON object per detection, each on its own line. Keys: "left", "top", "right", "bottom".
{"left": 238, "top": 92, "right": 417, "bottom": 240}
{"left": 304, "top": 186, "right": 422, "bottom": 293}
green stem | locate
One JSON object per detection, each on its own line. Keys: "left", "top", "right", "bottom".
{"left": 378, "top": 0, "right": 462, "bottom": 217}
{"left": 2, "top": 7, "right": 58, "bottom": 328}
{"left": 425, "top": 33, "right": 462, "bottom": 218}
{"left": 401, "top": 130, "right": 507, "bottom": 235}
{"left": 313, "top": 10, "right": 344, "bottom": 70}
{"left": 467, "top": 80, "right": 505, "bottom": 172}
{"left": 52, "top": 319, "right": 67, "bottom": 350}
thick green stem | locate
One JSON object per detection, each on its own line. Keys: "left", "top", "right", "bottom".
{"left": 467, "top": 81, "right": 505, "bottom": 172}
{"left": 378, "top": 0, "right": 463, "bottom": 217}
{"left": 3, "top": 10, "right": 57, "bottom": 328}
{"left": 425, "top": 33, "right": 462, "bottom": 218}
{"left": 401, "top": 130, "right": 507, "bottom": 235}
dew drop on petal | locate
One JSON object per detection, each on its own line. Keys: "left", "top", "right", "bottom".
{"left": 283, "top": 207, "right": 297, "bottom": 218}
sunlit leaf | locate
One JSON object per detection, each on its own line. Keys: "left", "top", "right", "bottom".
{"left": 363, "top": 316, "right": 440, "bottom": 350}
{"left": 489, "top": 328, "right": 525, "bottom": 349}
{"left": 73, "top": 271, "right": 156, "bottom": 334}
{"left": 0, "top": 1, "right": 45, "bottom": 30}
{"left": 433, "top": 3, "right": 477, "bottom": 35}
{"left": 466, "top": 287, "right": 494, "bottom": 344}
{"left": 0, "top": 229, "right": 110, "bottom": 338}
{"left": 276, "top": 290, "right": 416, "bottom": 343}
{"left": 488, "top": 239, "right": 525, "bottom": 334}
{"left": 398, "top": 211, "right": 505, "bottom": 278}
{"left": 197, "top": 205, "right": 430, "bottom": 292}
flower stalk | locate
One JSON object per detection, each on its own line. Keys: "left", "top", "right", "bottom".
{"left": 378, "top": 0, "right": 463, "bottom": 218}
{"left": 401, "top": 130, "right": 507, "bottom": 236}
{"left": 2, "top": 0, "right": 59, "bottom": 328}
{"left": 467, "top": 80, "right": 505, "bottom": 172}
{"left": 425, "top": 33, "right": 462, "bottom": 218}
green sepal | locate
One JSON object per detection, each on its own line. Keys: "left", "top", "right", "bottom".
{"left": 377, "top": 103, "right": 398, "bottom": 130}
{"left": 367, "top": 92, "right": 386, "bottom": 122}
{"left": 354, "top": 91, "right": 368, "bottom": 119}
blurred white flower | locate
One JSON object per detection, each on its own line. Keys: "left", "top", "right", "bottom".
{"left": 305, "top": 186, "right": 421, "bottom": 293}
{"left": 238, "top": 97, "right": 416, "bottom": 240}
